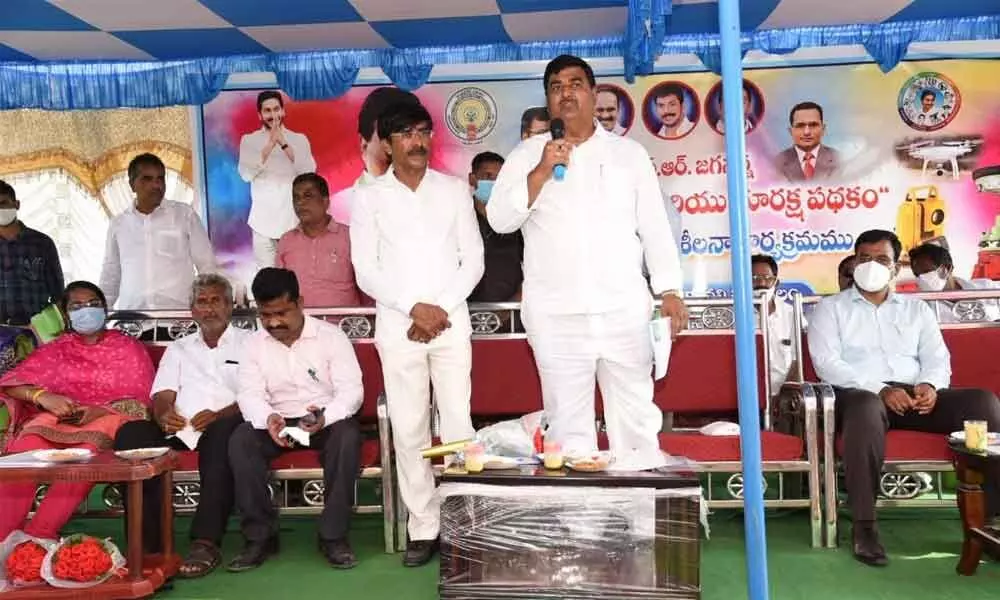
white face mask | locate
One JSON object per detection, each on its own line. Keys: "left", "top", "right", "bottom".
{"left": 0, "top": 208, "right": 16, "bottom": 226}
{"left": 917, "top": 269, "right": 948, "bottom": 292}
{"left": 853, "top": 261, "right": 892, "bottom": 293}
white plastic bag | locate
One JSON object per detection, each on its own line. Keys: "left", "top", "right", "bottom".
{"left": 0, "top": 530, "right": 57, "bottom": 592}
{"left": 40, "top": 535, "right": 126, "bottom": 589}
{"left": 475, "top": 411, "right": 546, "bottom": 457}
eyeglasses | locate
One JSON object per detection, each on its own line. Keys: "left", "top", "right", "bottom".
{"left": 67, "top": 299, "right": 104, "bottom": 311}
{"left": 390, "top": 128, "right": 433, "bottom": 141}
{"left": 751, "top": 275, "right": 776, "bottom": 284}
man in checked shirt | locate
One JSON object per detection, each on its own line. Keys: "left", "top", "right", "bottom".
{"left": 0, "top": 179, "right": 64, "bottom": 326}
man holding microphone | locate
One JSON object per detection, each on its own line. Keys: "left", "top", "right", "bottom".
{"left": 488, "top": 55, "right": 688, "bottom": 468}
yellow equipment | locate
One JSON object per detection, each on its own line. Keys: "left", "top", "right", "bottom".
{"left": 895, "top": 184, "right": 947, "bottom": 260}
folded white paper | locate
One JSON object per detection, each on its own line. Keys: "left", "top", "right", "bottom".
{"left": 173, "top": 425, "right": 202, "bottom": 450}
{"left": 279, "top": 426, "right": 311, "bottom": 447}
{"left": 649, "top": 316, "right": 673, "bottom": 380}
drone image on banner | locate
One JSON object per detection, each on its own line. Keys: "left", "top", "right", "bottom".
{"left": 894, "top": 136, "right": 983, "bottom": 180}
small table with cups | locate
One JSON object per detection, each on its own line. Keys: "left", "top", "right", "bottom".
{"left": 949, "top": 419, "right": 1000, "bottom": 576}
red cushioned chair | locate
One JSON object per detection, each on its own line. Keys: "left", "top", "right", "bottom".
{"left": 644, "top": 322, "right": 823, "bottom": 549}
{"left": 797, "top": 294, "right": 1000, "bottom": 549}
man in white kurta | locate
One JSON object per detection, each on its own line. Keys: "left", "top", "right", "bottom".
{"left": 237, "top": 91, "right": 316, "bottom": 268}
{"left": 350, "top": 102, "right": 483, "bottom": 566}
{"left": 489, "top": 55, "right": 688, "bottom": 469}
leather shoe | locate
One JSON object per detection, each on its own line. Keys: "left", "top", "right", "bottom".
{"left": 403, "top": 539, "right": 438, "bottom": 567}
{"left": 852, "top": 523, "right": 888, "bottom": 567}
{"left": 226, "top": 537, "right": 279, "bottom": 572}
{"left": 319, "top": 538, "right": 358, "bottom": 569}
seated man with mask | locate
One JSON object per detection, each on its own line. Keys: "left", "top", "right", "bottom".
{"left": 808, "top": 229, "right": 1000, "bottom": 567}
{"left": 467, "top": 151, "right": 523, "bottom": 304}
{"left": 909, "top": 241, "right": 1000, "bottom": 322}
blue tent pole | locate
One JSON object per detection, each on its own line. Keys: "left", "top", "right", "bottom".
{"left": 716, "top": 0, "right": 770, "bottom": 598}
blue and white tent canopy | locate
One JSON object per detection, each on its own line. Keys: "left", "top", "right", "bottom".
{"left": 0, "top": 0, "right": 997, "bottom": 109}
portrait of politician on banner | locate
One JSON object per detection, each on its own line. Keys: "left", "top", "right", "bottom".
{"left": 201, "top": 59, "right": 1000, "bottom": 298}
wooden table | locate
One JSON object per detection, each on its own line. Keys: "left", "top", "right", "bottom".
{"left": 950, "top": 440, "right": 1000, "bottom": 576}
{"left": 438, "top": 466, "right": 702, "bottom": 599}
{"left": 0, "top": 451, "right": 181, "bottom": 598}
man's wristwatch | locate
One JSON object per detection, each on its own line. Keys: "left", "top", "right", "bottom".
{"left": 280, "top": 143, "right": 289, "bottom": 150}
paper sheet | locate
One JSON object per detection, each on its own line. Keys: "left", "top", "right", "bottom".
{"left": 279, "top": 426, "right": 311, "bottom": 447}
{"left": 649, "top": 316, "right": 673, "bottom": 380}
{"left": 172, "top": 425, "right": 202, "bottom": 450}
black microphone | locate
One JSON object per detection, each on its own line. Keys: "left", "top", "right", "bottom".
{"left": 549, "top": 118, "right": 567, "bottom": 181}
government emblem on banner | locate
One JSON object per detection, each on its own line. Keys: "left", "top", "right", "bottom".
{"left": 897, "top": 71, "right": 961, "bottom": 132}
{"left": 445, "top": 87, "right": 498, "bottom": 144}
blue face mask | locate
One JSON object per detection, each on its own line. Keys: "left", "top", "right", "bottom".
{"left": 69, "top": 306, "right": 106, "bottom": 335}
{"left": 474, "top": 180, "right": 495, "bottom": 204}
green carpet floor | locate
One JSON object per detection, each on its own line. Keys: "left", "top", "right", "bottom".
{"left": 63, "top": 509, "right": 998, "bottom": 599}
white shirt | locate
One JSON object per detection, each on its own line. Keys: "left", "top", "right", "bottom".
{"left": 928, "top": 277, "right": 1000, "bottom": 323}
{"left": 331, "top": 170, "right": 377, "bottom": 226}
{"left": 765, "top": 300, "right": 797, "bottom": 395}
{"left": 717, "top": 118, "right": 752, "bottom": 134}
{"left": 657, "top": 118, "right": 694, "bottom": 139}
{"left": 237, "top": 316, "right": 364, "bottom": 429}
{"left": 238, "top": 126, "right": 317, "bottom": 239}
{"left": 350, "top": 168, "right": 485, "bottom": 340}
{"left": 100, "top": 200, "right": 217, "bottom": 309}
{"left": 611, "top": 123, "right": 627, "bottom": 136}
{"left": 152, "top": 325, "right": 250, "bottom": 417}
{"left": 807, "top": 287, "right": 951, "bottom": 394}
{"left": 488, "top": 123, "right": 682, "bottom": 315}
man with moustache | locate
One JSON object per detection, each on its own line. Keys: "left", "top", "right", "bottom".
{"left": 489, "top": 55, "right": 688, "bottom": 469}
{"left": 330, "top": 87, "right": 421, "bottom": 222}
{"left": 114, "top": 274, "right": 248, "bottom": 578}
{"left": 227, "top": 268, "right": 364, "bottom": 571}
{"left": 351, "top": 103, "right": 483, "bottom": 567}
{"left": 808, "top": 229, "right": 1000, "bottom": 566}
{"left": 652, "top": 84, "right": 694, "bottom": 139}
{"left": 100, "top": 153, "right": 217, "bottom": 311}
{"left": 751, "top": 255, "right": 798, "bottom": 396}
{"left": 594, "top": 86, "right": 626, "bottom": 136}
{"left": 774, "top": 101, "right": 841, "bottom": 183}
{"left": 277, "top": 173, "right": 360, "bottom": 307}
{"left": 238, "top": 91, "right": 316, "bottom": 268}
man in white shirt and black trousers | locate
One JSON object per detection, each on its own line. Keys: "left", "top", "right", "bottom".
{"left": 238, "top": 91, "right": 317, "bottom": 268}
{"left": 227, "top": 268, "right": 364, "bottom": 571}
{"left": 351, "top": 102, "right": 484, "bottom": 567}
{"left": 809, "top": 229, "right": 1000, "bottom": 566}
{"left": 489, "top": 55, "right": 688, "bottom": 469}
{"left": 114, "top": 273, "right": 248, "bottom": 578}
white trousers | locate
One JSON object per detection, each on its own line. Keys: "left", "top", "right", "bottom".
{"left": 251, "top": 231, "right": 278, "bottom": 270}
{"left": 523, "top": 304, "right": 663, "bottom": 460}
{"left": 378, "top": 326, "right": 475, "bottom": 541}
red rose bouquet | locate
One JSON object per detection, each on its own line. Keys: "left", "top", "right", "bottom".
{"left": 0, "top": 531, "right": 56, "bottom": 592}
{"left": 41, "top": 535, "right": 126, "bottom": 589}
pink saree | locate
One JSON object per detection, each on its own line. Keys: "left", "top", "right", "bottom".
{"left": 0, "top": 330, "right": 154, "bottom": 452}
{"left": 0, "top": 330, "right": 153, "bottom": 540}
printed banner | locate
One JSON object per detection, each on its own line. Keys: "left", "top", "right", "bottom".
{"left": 202, "top": 59, "right": 1000, "bottom": 295}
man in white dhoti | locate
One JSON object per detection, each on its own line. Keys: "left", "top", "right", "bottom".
{"left": 350, "top": 102, "right": 484, "bottom": 566}
{"left": 488, "top": 55, "right": 688, "bottom": 468}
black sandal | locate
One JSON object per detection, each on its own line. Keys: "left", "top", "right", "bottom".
{"left": 178, "top": 541, "right": 221, "bottom": 579}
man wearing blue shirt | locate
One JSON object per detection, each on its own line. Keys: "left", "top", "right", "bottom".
{"left": 808, "top": 229, "right": 1000, "bottom": 566}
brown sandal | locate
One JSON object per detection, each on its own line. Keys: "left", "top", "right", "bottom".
{"left": 178, "top": 541, "right": 221, "bottom": 579}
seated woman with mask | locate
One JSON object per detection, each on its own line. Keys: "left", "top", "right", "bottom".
{"left": 0, "top": 281, "right": 154, "bottom": 542}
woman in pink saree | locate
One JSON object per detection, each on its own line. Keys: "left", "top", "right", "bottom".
{"left": 0, "top": 281, "right": 153, "bottom": 542}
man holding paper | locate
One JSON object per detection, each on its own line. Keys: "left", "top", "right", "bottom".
{"left": 488, "top": 55, "right": 688, "bottom": 469}
{"left": 113, "top": 273, "right": 248, "bottom": 578}
{"left": 228, "top": 268, "right": 364, "bottom": 572}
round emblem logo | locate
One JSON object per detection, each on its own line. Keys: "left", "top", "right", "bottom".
{"left": 445, "top": 87, "right": 498, "bottom": 144}
{"left": 898, "top": 72, "right": 961, "bottom": 132}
